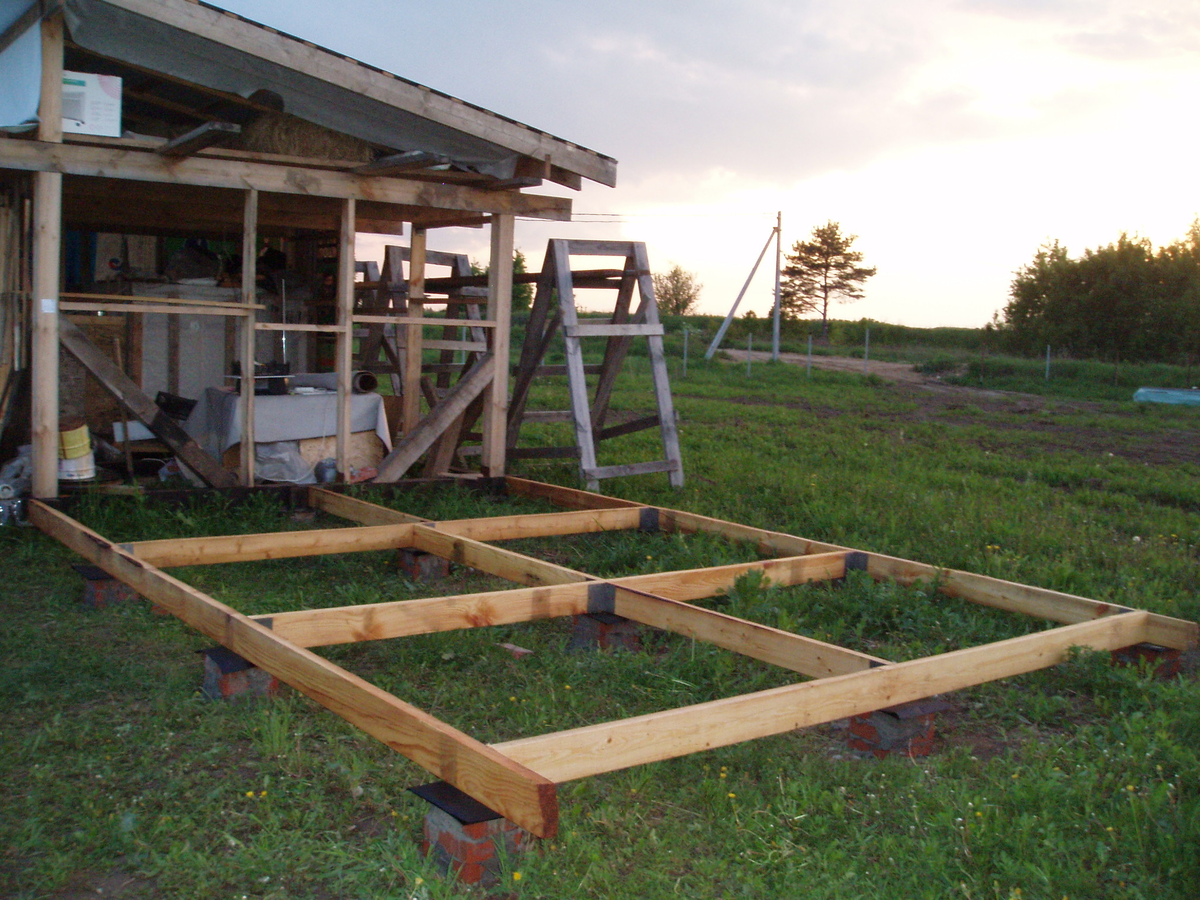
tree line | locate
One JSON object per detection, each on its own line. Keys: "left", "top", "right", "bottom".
{"left": 1001, "top": 222, "right": 1200, "bottom": 363}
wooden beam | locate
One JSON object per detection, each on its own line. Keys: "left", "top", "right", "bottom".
{"left": 0, "top": 140, "right": 575, "bottom": 221}
{"left": 493, "top": 613, "right": 1153, "bottom": 783}
{"left": 503, "top": 475, "right": 644, "bottom": 510}
{"left": 434, "top": 506, "right": 644, "bottom": 541}
{"left": 335, "top": 198, "right": 355, "bottom": 477}
{"left": 411, "top": 524, "right": 591, "bottom": 586}
{"left": 61, "top": 291, "right": 263, "bottom": 311}
{"left": 613, "top": 586, "right": 885, "bottom": 677}
{"left": 258, "top": 581, "right": 593, "bottom": 648}
{"left": 402, "top": 227, "right": 426, "bottom": 435}
{"left": 658, "top": 508, "right": 846, "bottom": 556}
{"left": 157, "top": 122, "right": 241, "bottom": 158}
{"left": 480, "top": 214, "right": 514, "bottom": 476}
{"left": 58, "top": 319, "right": 237, "bottom": 488}
{"left": 127, "top": 523, "right": 415, "bottom": 567}
{"left": 30, "top": 11, "right": 64, "bottom": 499}
{"left": 613, "top": 552, "right": 849, "bottom": 602}
{"left": 307, "top": 487, "right": 431, "bottom": 525}
{"left": 375, "top": 353, "right": 496, "bottom": 482}
{"left": 239, "top": 189, "right": 258, "bottom": 484}
{"left": 29, "top": 500, "right": 558, "bottom": 838}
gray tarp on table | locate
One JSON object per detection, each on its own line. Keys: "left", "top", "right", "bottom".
{"left": 185, "top": 387, "right": 392, "bottom": 460}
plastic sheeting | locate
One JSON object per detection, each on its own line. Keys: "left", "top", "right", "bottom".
{"left": 1132, "top": 388, "right": 1200, "bottom": 407}
{"left": 0, "top": 0, "right": 41, "bottom": 132}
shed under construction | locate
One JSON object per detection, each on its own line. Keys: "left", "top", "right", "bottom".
{"left": 3, "top": 0, "right": 1197, "bottom": 858}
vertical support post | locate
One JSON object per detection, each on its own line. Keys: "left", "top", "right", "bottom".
{"left": 481, "top": 214, "right": 514, "bottom": 476}
{"left": 238, "top": 189, "right": 258, "bottom": 485}
{"left": 403, "top": 226, "right": 426, "bottom": 436}
{"left": 682, "top": 326, "right": 689, "bottom": 379}
{"left": 863, "top": 326, "right": 870, "bottom": 376}
{"left": 1045, "top": 344, "right": 1051, "bottom": 382}
{"left": 807, "top": 334, "right": 812, "bottom": 378}
{"left": 771, "top": 211, "right": 781, "bottom": 362}
{"left": 31, "top": 12, "right": 64, "bottom": 499}
{"left": 746, "top": 333, "right": 752, "bottom": 376}
{"left": 335, "top": 198, "right": 356, "bottom": 476}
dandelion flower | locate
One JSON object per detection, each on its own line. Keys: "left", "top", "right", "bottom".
{"left": 513, "top": 872, "right": 522, "bottom": 882}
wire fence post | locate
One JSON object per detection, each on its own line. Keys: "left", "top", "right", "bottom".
{"left": 682, "top": 326, "right": 689, "bottom": 379}
{"left": 863, "top": 326, "right": 870, "bottom": 376}
{"left": 807, "top": 334, "right": 812, "bottom": 379}
{"left": 747, "top": 333, "right": 753, "bottom": 376}
{"left": 1045, "top": 344, "right": 1051, "bottom": 382}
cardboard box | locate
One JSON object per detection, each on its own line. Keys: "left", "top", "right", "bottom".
{"left": 61, "top": 71, "right": 122, "bottom": 137}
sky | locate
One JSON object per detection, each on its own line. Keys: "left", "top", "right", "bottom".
{"left": 211, "top": 0, "right": 1200, "bottom": 327}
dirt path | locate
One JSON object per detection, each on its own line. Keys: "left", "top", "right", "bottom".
{"left": 723, "top": 349, "right": 930, "bottom": 385}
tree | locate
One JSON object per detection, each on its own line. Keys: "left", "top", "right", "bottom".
{"left": 780, "top": 221, "right": 876, "bottom": 337}
{"left": 652, "top": 264, "right": 702, "bottom": 315}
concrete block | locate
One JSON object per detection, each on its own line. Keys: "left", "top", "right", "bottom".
{"left": 567, "top": 612, "right": 642, "bottom": 652}
{"left": 200, "top": 646, "right": 279, "bottom": 701}
{"left": 397, "top": 549, "right": 451, "bottom": 582}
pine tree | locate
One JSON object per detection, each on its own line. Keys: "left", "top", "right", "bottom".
{"left": 781, "top": 221, "right": 876, "bottom": 337}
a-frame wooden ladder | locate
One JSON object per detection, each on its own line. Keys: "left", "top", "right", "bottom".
{"left": 509, "top": 240, "right": 683, "bottom": 491}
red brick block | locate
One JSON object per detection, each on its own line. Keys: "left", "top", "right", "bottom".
{"left": 848, "top": 700, "right": 946, "bottom": 759}
{"left": 397, "top": 549, "right": 451, "bottom": 582}
{"left": 422, "top": 806, "right": 529, "bottom": 886}
{"left": 1111, "top": 643, "right": 1182, "bottom": 680}
{"left": 568, "top": 613, "right": 642, "bottom": 652}
{"left": 201, "top": 647, "right": 279, "bottom": 701}
{"left": 74, "top": 565, "right": 141, "bottom": 609}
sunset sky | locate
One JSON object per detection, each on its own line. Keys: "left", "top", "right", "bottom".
{"left": 214, "top": 0, "right": 1200, "bottom": 327}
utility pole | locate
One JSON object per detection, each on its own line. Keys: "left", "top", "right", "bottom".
{"left": 771, "top": 211, "right": 782, "bottom": 362}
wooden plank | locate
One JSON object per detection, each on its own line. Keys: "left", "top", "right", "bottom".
{"left": 613, "top": 552, "right": 849, "bottom": 602}
{"left": 60, "top": 301, "right": 250, "bottom": 317}
{"left": 633, "top": 243, "right": 684, "bottom": 488}
{"left": 584, "top": 459, "right": 680, "bottom": 480}
{"left": 30, "top": 12, "right": 63, "bottom": 499}
{"left": 58, "top": 319, "right": 238, "bottom": 488}
{"left": 866, "top": 555, "right": 1199, "bottom": 650}
{"left": 353, "top": 316, "right": 495, "bottom": 328}
{"left": 375, "top": 353, "right": 495, "bottom": 482}
{"left": 563, "top": 240, "right": 636, "bottom": 257}
{"left": 402, "top": 228, "right": 426, "bottom": 435}
{"left": 61, "top": 291, "right": 263, "bottom": 310}
{"left": 597, "top": 414, "right": 660, "bottom": 442}
{"left": 480, "top": 213, "right": 514, "bottom": 476}
{"left": 29, "top": 500, "right": 558, "bottom": 838}
{"left": 157, "top": 121, "right": 241, "bottom": 157}
{"left": 255, "top": 322, "right": 347, "bottom": 333}
{"left": 307, "top": 487, "right": 431, "bottom": 525}
{"left": 411, "top": 524, "right": 591, "bottom": 586}
{"left": 658, "top": 508, "right": 846, "bottom": 557}
{"left": 335, "top": 199, "right": 356, "bottom": 477}
{"left": 434, "top": 506, "right": 644, "bottom": 541}
{"left": 259, "top": 581, "right": 593, "bottom": 648}
{"left": 589, "top": 266, "right": 637, "bottom": 431}
{"left": 239, "top": 190, "right": 258, "bottom": 485}
{"left": 0, "top": 139, "right": 576, "bottom": 221}
{"left": 564, "top": 323, "right": 664, "bottom": 338}
{"left": 613, "top": 586, "right": 885, "bottom": 677}
{"left": 503, "top": 475, "right": 644, "bottom": 510}
{"left": 423, "top": 339, "right": 488, "bottom": 353}
{"left": 127, "top": 523, "right": 415, "bottom": 567}
{"left": 508, "top": 446, "right": 580, "bottom": 460}
{"left": 494, "top": 613, "right": 1152, "bottom": 783}
{"left": 552, "top": 240, "right": 601, "bottom": 488}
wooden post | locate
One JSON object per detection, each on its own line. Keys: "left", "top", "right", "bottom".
{"left": 239, "top": 189, "right": 258, "bottom": 484}
{"left": 402, "top": 227, "right": 426, "bottom": 435}
{"left": 30, "top": 12, "right": 64, "bottom": 498}
{"left": 335, "top": 198, "right": 355, "bottom": 476}
{"left": 481, "top": 214, "right": 513, "bottom": 476}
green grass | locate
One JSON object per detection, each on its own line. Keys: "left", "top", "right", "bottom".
{"left": 3, "top": 359, "right": 1200, "bottom": 898}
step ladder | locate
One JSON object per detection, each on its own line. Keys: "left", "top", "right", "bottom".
{"left": 508, "top": 239, "right": 683, "bottom": 491}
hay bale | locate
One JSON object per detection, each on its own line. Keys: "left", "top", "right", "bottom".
{"left": 236, "top": 112, "right": 375, "bottom": 163}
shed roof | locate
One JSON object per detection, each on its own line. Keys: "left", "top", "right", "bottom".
{"left": 13, "top": 0, "right": 617, "bottom": 188}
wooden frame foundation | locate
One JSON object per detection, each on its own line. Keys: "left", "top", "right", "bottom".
{"left": 29, "top": 476, "right": 1198, "bottom": 839}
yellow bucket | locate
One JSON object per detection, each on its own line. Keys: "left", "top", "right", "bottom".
{"left": 59, "top": 422, "right": 91, "bottom": 460}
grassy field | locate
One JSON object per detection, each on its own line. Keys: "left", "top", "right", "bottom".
{"left": 3, "top": 356, "right": 1200, "bottom": 899}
